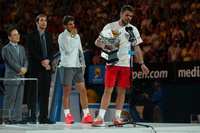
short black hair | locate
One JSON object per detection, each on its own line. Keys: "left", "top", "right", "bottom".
{"left": 36, "top": 14, "right": 47, "bottom": 23}
{"left": 121, "top": 5, "right": 133, "bottom": 13}
{"left": 62, "top": 15, "right": 74, "bottom": 25}
{"left": 7, "top": 27, "right": 18, "bottom": 36}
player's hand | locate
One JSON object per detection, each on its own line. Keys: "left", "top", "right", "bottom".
{"left": 104, "top": 45, "right": 112, "bottom": 50}
{"left": 141, "top": 64, "right": 149, "bottom": 74}
{"left": 71, "top": 28, "right": 78, "bottom": 36}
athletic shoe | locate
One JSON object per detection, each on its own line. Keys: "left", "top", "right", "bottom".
{"left": 112, "top": 117, "right": 123, "bottom": 127}
{"left": 82, "top": 113, "right": 94, "bottom": 123}
{"left": 65, "top": 113, "right": 74, "bottom": 124}
{"left": 91, "top": 115, "right": 105, "bottom": 127}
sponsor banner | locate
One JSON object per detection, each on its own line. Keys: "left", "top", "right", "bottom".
{"left": 175, "top": 61, "right": 200, "bottom": 84}
{"left": 132, "top": 62, "right": 174, "bottom": 84}
{"left": 88, "top": 61, "right": 199, "bottom": 85}
{"left": 89, "top": 65, "right": 105, "bottom": 84}
{"left": 132, "top": 61, "right": 200, "bottom": 84}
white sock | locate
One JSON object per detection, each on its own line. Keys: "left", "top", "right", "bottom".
{"left": 115, "top": 110, "right": 122, "bottom": 119}
{"left": 64, "top": 109, "right": 70, "bottom": 117}
{"left": 98, "top": 109, "right": 106, "bottom": 119}
{"left": 83, "top": 108, "right": 89, "bottom": 117}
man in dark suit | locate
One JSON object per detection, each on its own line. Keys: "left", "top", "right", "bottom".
{"left": 26, "top": 14, "right": 55, "bottom": 124}
{"left": 2, "top": 27, "right": 28, "bottom": 124}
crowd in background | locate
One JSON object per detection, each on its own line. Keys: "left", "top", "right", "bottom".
{"left": 0, "top": 0, "right": 200, "bottom": 66}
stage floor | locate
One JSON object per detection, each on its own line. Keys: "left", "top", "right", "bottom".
{"left": 0, "top": 122, "right": 200, "bottom": 133}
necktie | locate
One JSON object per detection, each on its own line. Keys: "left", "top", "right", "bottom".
{"left": 41, "top": 34, "right": 47, "bottom": 58}
{"left": 15, "top": 45, "right": 19, "bottom": 55}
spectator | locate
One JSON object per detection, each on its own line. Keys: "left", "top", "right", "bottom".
{"left": 190, "top": 0, "right": 200, "bottom": 14}
{"left": 191, "top": 24, "right": 199, "bottom": 36}
{"left": 191, "top": 41, "right": 200, "bottom": 61}
{"left": 140, "top": 13, "right": 152, "bottom": 29}
{"left": 150, "top": 27, "right": 161, "bottom": 50}
{"left": 195, "top": 34, "right": 200, "bottom": 47}
{"left": 181, "top": 42, "right": 192, "bottom": 61}
{"left": 183, "top": 9, "right": 193, "bottom": 22}
{"left": 184, "top": 19, "right": 193, "bottom": 34}
{"left": 176, "top": 33, "right": 186, "bottom": 49}
{"left": 152, "top": 80, "right": 164, "bottom": 123}
{"left": 160, "top": 26, "right": 167, "bottom": 40}
{"left": 140, "top": 0, "right": 150, "bottom": 15}
{"left": 92, "top": 49, "right": 103, "bottom": 65}
{"left": 172, "top": 24, "right": 185, "bottom": 39}
{"left": 168, "top": 40, "right": 181, "bottom": 62}
{"left": 194, "top": 18, "right": 200, "bottom": 29}
{"left": 141, "top": 25, "right": 151, "bottom": 44}
{"left": 185, "top": 32, "right": 195, "bottom": 45}
{"left": 142, "top": 80, "right": 164, "bottom": 123}
{"left": 158, "top": 41, "right": 169, "bottom": 62}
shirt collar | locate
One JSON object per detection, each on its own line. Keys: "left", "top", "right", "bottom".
{"left": 10, "top": 41, "right": 18, "bottom": 47}
{"left": 37, "top": 29, "right": 45, "bottom": 36}
{"left": 64, "top": 29, "right": 71, "bottom": 36}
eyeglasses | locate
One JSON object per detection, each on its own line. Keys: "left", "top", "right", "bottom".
{"left": 11, "top": 33, "right": 20, "bottom": 37}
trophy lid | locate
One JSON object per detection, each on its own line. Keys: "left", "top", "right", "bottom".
{"left": 100, "top": 29, "right": 121, "bottom": 48}
{"left": 100, "top": 29, "right": 120, "bottom": 39}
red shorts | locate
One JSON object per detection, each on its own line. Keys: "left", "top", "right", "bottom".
{"left": 105, "top": 65, "right": 130, "bottom": 88}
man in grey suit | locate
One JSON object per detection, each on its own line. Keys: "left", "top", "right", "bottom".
{"left": 1, "top": 27, "right": 28, "bottom": 124}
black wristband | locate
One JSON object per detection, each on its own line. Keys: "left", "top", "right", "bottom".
{"left": 140, "top": 62, "right": 145, "bottom": 66}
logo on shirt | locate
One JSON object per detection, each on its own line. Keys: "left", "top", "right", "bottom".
{"left": 125, "top": 33, "right": 130, "bottom": 40}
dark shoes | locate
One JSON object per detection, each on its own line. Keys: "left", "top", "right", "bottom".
{"left": 4, "top": 120, "right": 27, "bottom": 124}
{"left": 29, "top": 120, "right": 36, "bottom": 124}
{"left": 39, "top": 118, "right": 56, "bottom": 124}
{"left": 13, "top": 120, "right": 27, "bottom": 124}
{"left": 4, "top": 120, "right": 12, "bottom": 124}
{"left": 28, "top": 118, "right": 36, "bottom": 124}
{"left": 4, "top": 118, "right": 55, "bottom": 124}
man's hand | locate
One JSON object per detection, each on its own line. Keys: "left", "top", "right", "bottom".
{"left": 95, "top": 38, "right": 105, "bottom": 48}
{"left": 45, "top": 65, "right": 51, "bottom": 70}
{"left": 17, "top": 67, "right": 27, "bottom": 75}
{"left": 142, "top": 93, "right": 149, "bottom": 99}
{"left": 21, "top": 67, "right": 27, "bottom": 74}
{"left": 17, "top": 71, "right": 23, "bottom": 75}
{"left": 41, "top": 59, "right": 50, "bottom": 67}
{"left": 71, "top": 28, "right": 78, "bottom": 36}
{"left": 104, "top": 45, "right": 112, "bottom": 50}
{"left": 141, "top": 64, "right": 149, "bottom": 74}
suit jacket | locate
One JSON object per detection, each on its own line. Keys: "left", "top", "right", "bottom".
{"left": 1, "top": 43, "right": 28, "bottom": 85}
{"left": 26, "top": 29, "right": 54, "bottom": 74}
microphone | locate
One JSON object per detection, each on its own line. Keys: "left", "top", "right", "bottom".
{"left": 125, "top": 26, "right": 135, "bottom": 42}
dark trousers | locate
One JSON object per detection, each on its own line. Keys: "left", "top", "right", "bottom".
{"left": 27, "top": 71, "right": 51, "bottom": 120}
{"left": 153, "top": 105, "right": 163, "bottom": 123}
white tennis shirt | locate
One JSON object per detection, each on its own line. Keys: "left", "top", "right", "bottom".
{"left": 102, "top": 21, "right": 143, "bottom": 67}
{"left": 58, "top": 29, "right": 84, "bottom": 68}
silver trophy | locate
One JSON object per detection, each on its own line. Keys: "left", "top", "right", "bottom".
{"left": 99, "top": 29, "right": 121, "bottom": 63}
